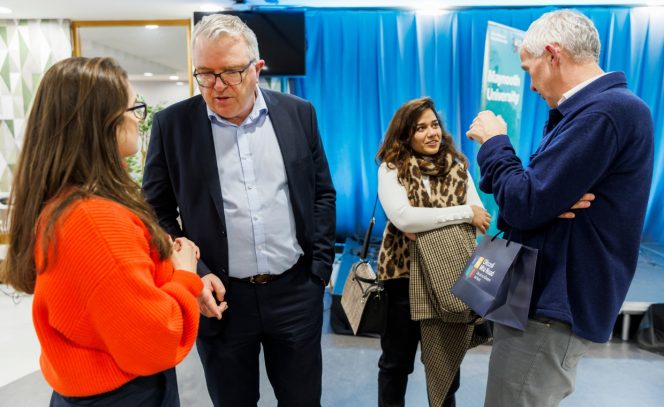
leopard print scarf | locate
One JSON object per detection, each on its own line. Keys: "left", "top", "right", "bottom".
{"left": 377, "top": 153, "right": 468, "bottom": 280}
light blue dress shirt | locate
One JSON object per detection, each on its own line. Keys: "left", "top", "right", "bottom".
{"left": 207, "top": 88, "right": 303, "bottom": 278}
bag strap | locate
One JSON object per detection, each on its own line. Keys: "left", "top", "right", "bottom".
{"left": 490, "top": 230, "right": 515, "bottom": 247}
{"left": 351, "top": 195, "right": 383, "bottom": 291}
{"left": 353, "top": 274, "right": 384, "bottom": 297}
{"left": 490, "top": 231, "right": 503, "bottom": 241}
{"left": 359, "top": 195, "right": 379, "bottom": 260}
{"left": 354, "top": 274, "right": 381, "bottom": 285}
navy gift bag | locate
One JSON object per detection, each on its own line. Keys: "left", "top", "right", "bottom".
{"left": 451, "top": 233, "right": 537, "bottom": 331}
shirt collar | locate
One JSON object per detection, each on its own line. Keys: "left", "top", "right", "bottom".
{"left": 558, "top": 73, "right": 606, "bottom": 107}
{"left": 206, "top": 86, "right": 269, "bottom": 127}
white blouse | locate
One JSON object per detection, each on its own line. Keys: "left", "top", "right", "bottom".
{"left": 378, "top": 162, "right": 485, "bottom": 234}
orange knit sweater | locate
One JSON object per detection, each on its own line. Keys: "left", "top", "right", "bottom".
{"left": 32, "top": 197, "right": 203, "bottom": 397}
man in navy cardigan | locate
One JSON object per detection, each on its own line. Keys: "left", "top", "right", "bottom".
{"left": 467, "top": 9, "right": 654, "bottom": 407}
{"left": 143, "top": 14, "right": 335, "bottom": 407}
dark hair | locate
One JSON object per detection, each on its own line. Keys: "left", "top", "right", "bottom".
{"left": 0, "top": 57, "right": 171, "bottom": 294}
{"left": 375, "top": 97, "right": 467, "bottom": 178}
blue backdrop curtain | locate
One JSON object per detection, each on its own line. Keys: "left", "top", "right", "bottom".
{"left": 287, "top": 6, "right": 663, "bottom": 243}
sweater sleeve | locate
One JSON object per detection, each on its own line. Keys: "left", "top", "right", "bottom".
{"left": 378, "top": 163, "right": 474, "bottom": 233}
{"left": 477, "top": 111, "right": 618, "bottom": 230}
{"left": 62, "top": 200, "right": 202, "bottom": 376}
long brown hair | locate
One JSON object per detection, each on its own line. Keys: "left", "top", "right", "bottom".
{"left": 375, "top": 97, "right": 467, "bottom": 179}
{"left": 0, "top": 57, "right": 171, "bottom": 294}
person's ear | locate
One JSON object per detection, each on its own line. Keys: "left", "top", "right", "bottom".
{"left": 544, "top": 44, "right": 561, "bottom": 65}
{"left": 255, "top": 59, "right": 265, "bottom": 74}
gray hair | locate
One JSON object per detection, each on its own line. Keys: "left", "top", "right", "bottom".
{"left": 521, "top": 9, "right": 600, "bottom": 64}
{"left": 192, "top": 14, "right": 260, "bottom": 64}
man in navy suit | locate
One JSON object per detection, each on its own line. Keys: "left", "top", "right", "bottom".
{"left": 142, "top": 14, "right": 336, "bottom": 407}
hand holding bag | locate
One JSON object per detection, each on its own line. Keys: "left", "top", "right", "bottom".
{"left": 451, "top": 232, "right": 537, "bottom": 331}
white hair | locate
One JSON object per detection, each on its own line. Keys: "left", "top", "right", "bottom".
{"left": 192, "top": 14, "right": 260, "bottom": 64}
{"left": 521, "top": 9, "right": 600, "bottom": 64}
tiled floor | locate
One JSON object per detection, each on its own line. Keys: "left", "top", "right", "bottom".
{"left": 2, "top": 245, "right": 663, "bottom": 406}
{"left": 2, "top": 288, "right": 664, "bottom": 406}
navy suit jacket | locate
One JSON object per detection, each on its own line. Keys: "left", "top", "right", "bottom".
{"left": 143, "top": 89, "right": 336, "bottom": 329}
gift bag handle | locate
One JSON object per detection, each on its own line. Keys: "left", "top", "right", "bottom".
{"left": 490, "top": 230, "right": 514, "bottom": 247}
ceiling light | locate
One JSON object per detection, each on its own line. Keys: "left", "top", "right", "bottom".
{"left": 145, "top": 25, "right": 159, "bottom": 30}
{"left": 169, "top": 75, "right": 179, "bottom": 80}
{"left": 200, "top": 4, "right": 224, "bottom": 12}
{"left": 416, "top": 8, "right": 449, "bottom": 16}
{"left": 176, "top": 82, "right": 185, "bottom": 86}
{"left": 0, "top": 7, "right": 12, "bottom": 14}
{"left": 144, "top": 72, "right": 154, "bottom": 77}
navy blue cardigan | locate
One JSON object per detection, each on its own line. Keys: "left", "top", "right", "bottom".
{"left": 477, "top": 72, "right": 654, "bottom": 342}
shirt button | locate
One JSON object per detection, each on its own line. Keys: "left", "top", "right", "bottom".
{"left": 248, "top": 185, "right": 254, "bottom": 190}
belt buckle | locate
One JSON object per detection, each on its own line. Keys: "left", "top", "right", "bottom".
{"left": 249, "top": 275, "right": 270, "bottom": 284}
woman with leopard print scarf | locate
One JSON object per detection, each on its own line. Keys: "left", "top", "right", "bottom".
{"left": 375, "top": 97, "right": 491, "bottom": 407}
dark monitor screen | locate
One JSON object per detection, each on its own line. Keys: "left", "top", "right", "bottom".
{"left": 193, "top": 10, "right": 306, "bottom": 76}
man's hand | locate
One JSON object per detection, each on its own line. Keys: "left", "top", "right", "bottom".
{"left": 198, "top": 274, "right": 228, "bottom": 320}
{"left": 559, "top": 193, "right": 595, "bottom": 219}
{"left": 466, "top": 110, "right": 507, "bottom": 144}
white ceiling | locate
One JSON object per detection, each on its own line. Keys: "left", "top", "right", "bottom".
{"left": 3, "top": 0, "right": 664, "bottom": 20}
{"left": 4, "top": 0, "right": 662, "bottom": 86}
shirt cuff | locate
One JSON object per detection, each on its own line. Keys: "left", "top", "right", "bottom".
{"left": 433, "top": 205, "right": 473, "bottom": 225}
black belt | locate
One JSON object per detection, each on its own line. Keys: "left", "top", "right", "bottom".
{"left": 230, "top": 273, "right": 285, "bottom": 285}
{"left": 229, "top": 257, "right": 303, "bottom": 285}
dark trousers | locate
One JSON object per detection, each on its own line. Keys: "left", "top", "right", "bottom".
{"left": 378, "top": 278, "right": 460, "bottom": 407}
{"left": 196, "top": 264, "right": 324, "bottom": 407}
{"left": 50, "top": 368, "right": 179, "bottom": 406}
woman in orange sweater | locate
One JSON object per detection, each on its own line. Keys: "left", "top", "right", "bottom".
{"left": 0, "top": 57, "right": 204, "bottom": 406}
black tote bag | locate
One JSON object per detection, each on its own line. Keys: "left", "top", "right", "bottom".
{"left": 451, "top": 233, "right": 537, "bottom": 331}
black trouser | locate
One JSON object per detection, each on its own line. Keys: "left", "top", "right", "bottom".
{"left": 50, "top": 368, "right": 178, "bottom": 406}
{"left": 196, "top": 262, "right": 324, "bottom": 407}
{"left": 378, "top": 278, "right": 460, "bottom": 407}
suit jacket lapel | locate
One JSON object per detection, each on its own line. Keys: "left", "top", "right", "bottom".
{"left": 264, "top": 89, "right": 298, "bottom": 170}
{"left": 190, "top": 99, "right": 227, "bottom": 228}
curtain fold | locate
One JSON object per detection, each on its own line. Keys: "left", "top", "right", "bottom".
{"left": 290, "top": 6, "right": 663, "bottom": 243}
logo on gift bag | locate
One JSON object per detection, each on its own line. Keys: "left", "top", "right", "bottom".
{"left": 452, "top": 233, "right": 538, "bottom": 331}
{"left": 464, "top": 256, "right": 496, "bottom": 282}
{"left": 465, "top": 256, "right": 484, "bottom": 278}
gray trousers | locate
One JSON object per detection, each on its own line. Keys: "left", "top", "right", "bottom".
{"left": 484, "top": 318, "right": 590, "bottom": 407}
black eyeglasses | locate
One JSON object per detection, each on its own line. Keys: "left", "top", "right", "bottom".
{"left": 127, "top": 102, "right": 147, "bottom": 120}
{"left": 193, "top": 60, "right": 256, "bottom": 88}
